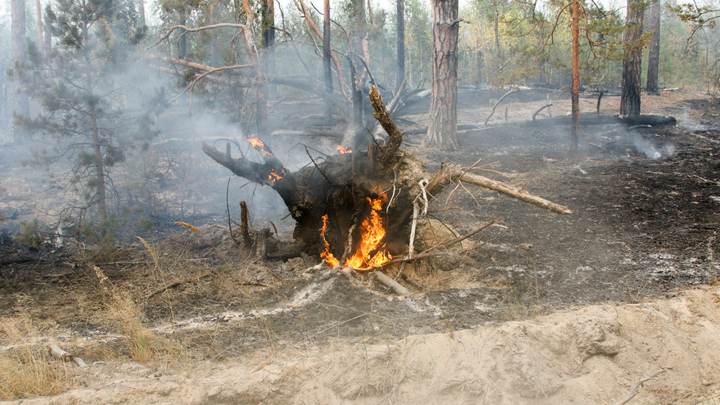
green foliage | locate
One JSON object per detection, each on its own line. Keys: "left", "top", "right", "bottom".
{"left": 13, "top": 219, "right": 45, "bottom": 249}
{"left": 10, "top": 0, "right": 164, "bottom": 222}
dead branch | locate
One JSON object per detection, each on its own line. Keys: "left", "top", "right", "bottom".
{"left": 532, "top": 104, "right": 553, "bottom": 121}
{"left": 369, "top": 86, "right": 403, "bottom": 168}
{"left": 48, "top": 342, "right": 87, "bottom": 367}
{"left": 419, "top": 220, "right": 495, "bottom": 254}
{"left": 614, "top": 369, "right": 667, "bottom": 405}
{"left": 388, "top": 75, "right": 408, "bottom": 115}
{"left": 147, "top": 272, "right": 213, "bottom": 299}
{"left": 429, "top": 166, "right": 572, "bottom": 215}
{"left": 383, "top": 251, "right": 454, "bottom": 265}
{"left": 374, "top": 271, "right": 410, "bottom": 295}
{"left": 305, "top": 147, "right": 333, "bottom": 186}
{"left": 485, "top": 87, "right": 519, "bottom": 126}
{"left": 293, "top": 0, "right": 348, "bottom": 99}
{"left": 202, "top": 142, "right": 283, "bottom": 187}
{"left": 152, "top": 23, "right": 248, "bottom": 48}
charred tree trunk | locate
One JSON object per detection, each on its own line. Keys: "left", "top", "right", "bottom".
{"left": 646, "top": 0, "right": 661, "bottom": 93}
{"left": 397, "top": 0, "right": 406, "bottom": 91}
{"left": 12, "top": 0, "right": 30, "bottom": 143}
{"left": 620, "top": 0, "right": 645, "bottom": 116}
{"left": 323, "top": 0, "right": 333, "bottom": 121}
{"left": 426, "top": 0, "right": 459, "bottom": 149}
{"left": 571, "top": 0, "right": 580, "bottom": 152}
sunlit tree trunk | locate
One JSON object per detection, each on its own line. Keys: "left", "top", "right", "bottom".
{"left": 646, "top": 0, "right": 661, "bottom": 93}
{"left": 12, "top": 0, "right": 30, "bottom": 143}
{"left": 620, "top": 0, "right": 644, "bottom": 116}
{"left": 397, "top": 0, "right": 405, "bottom": 90}
{"left": 426, "top": 0, "right": 459, "bottom": 149}
{"left": 323, "top": 0, "right": 332, "bottom": 121}
{"left": 571, "top": 0, "right": 580, "bottom": 152}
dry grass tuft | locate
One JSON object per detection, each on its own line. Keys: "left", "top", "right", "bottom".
{"left": 0, "top": 346, "right": 73, "bottom": 400}
{"left": 107, "top": 292, "right": 184, "bottom": 363}
{"left": 0, "top": 314, "right": 73, "bottom": 400}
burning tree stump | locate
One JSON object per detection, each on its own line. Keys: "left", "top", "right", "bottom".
{"left": 202, "top": 86, "right": 571, "bottom": 270}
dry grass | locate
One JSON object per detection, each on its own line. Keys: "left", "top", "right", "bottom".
{"left": 0, "top": 346, "right": 73, "bottom": 400}
{"left": 107, "top": 291, "right": 184, "bottom": 363}
{"left": 0, "top": 314, "right": 73, "bottom": 400}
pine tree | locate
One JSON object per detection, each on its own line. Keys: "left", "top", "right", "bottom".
{"left": 13, "top": 0, "right": 157, "bottom": 222}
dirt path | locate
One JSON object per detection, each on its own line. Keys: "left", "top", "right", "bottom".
{"left": 4, "top": 285, "right": 719, "bottom": 405}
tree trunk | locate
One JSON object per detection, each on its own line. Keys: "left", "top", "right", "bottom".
{"left": 12, "top": 0, "right": 30, "bottom": 143}
{"left": 242, "top": 0, "right": 269, "bottom": 138}
{"left": 491, "top": 0, "right": 502, "bottom": 70}
{"left": 36, "top": 0, "right": 43, "bottom": 56}
{"left": 646, "top": 0, "right": 661, "bottom": 93}
{"left": 323, "top": 0, "right": 332, "bottom": 121}
{"left": 571, "top": 0, "right": 580, "bottom": 152}
{"left": 396, "top": 0, "right": 405, "bottom": 91}
{"left": 426, "top": 0, "right": 459, "bottom": 149}
{"left": 88, "top": 97, "right": 106, "bottom": 222}
{"left": 262, "top": 0, "right": 275, "bottom": 99}
{"left": 178, "top": 10, "right": 187, "bottom": 60}
{"left": 138, "top": 0, "right": 146, "bottom": 28}
{"left": 620, "top": 0, "right": 644, "bottom": 116}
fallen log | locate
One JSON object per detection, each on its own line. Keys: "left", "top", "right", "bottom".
{"left": 405, "top": 114, "right": 676, "bottom": 136}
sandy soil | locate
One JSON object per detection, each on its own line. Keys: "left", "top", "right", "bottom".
{"left": 3, "top": 285, "right": 719, "bottom": 404}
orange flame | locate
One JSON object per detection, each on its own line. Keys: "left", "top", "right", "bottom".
{"left": 337, "top": 145, "right": 352, "bottom": 154}
{"left": 267, "top": 168, "right": 286, "bottom": 182}
{"left": 320, "top": 190, "right": 392, "bottom": 270}
{"left": 320, "top": 214, "right": 340, "bottom": 267}
{"left": 247, "top": 138, "right": 272, "bottom": 156}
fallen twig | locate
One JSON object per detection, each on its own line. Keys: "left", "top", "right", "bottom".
{"left": 614, "top": 369, "right": 667, "bottom": 405}
{"left": 48, "top": 342, "right": 87, "bottom": 367}
{"left": 147, "top": 272, "right": 213, "bottom": 299}
{"left": 374, "top": 271, "right": 410, "bottom": 295}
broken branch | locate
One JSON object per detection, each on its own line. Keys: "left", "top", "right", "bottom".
{"left": 374, "top": 271, "right": 410, "bottom": 295}
{"left": 369, "top": 86, "right": 404, "bottom": 167}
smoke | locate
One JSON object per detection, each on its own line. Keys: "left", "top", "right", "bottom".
{"left": 632, "top": 135, "right": 677, "bottom": 160}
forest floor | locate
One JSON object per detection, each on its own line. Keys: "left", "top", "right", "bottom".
{"left": 1, "top": 87, "right": 720, "bottom": 404}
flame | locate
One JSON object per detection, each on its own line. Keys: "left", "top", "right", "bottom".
{"left": 337, "top": 145, "right": 352, "bottom": 154}
{"left": 247, "top": 138, "right": 272, "bottom": 156}
{"left": 267, "top": 168, "right": 285, "bottom": 182}
{"left": 320, "top": 214, "right": 340, "bottom": 267}
{"left": 320, "top": 190, "right": 392, "bottom": 270}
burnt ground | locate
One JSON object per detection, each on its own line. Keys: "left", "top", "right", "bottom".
{"left": 1, "top": 88, "right": 720, "bottom": 364}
